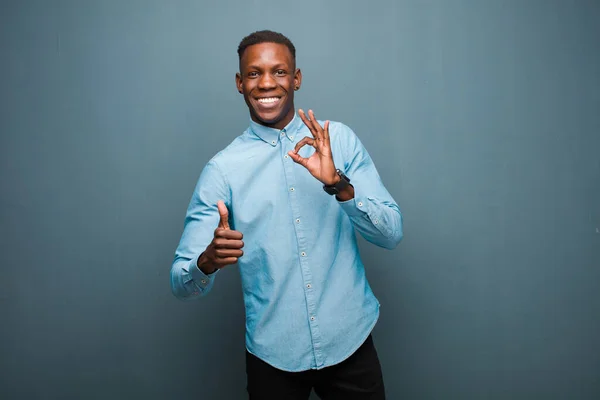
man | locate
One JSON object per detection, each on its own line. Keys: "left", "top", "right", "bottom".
{"left": 171, "top": 30, "right": 403, "bottom": 399}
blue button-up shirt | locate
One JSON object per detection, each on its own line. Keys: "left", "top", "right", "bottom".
{"left": 171, "top": 112, "right": 403, "bottom": 372}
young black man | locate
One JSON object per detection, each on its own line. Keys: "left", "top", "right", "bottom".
{"left": 171, "top": 30, "right": 403, "bottom": 400}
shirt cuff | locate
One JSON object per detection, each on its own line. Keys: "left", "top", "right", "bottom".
{"left": 337, "top": 196, "right": 368, "bottom": 217}
{"left": 189, "top": 256, "right": 217, "bottom": 290}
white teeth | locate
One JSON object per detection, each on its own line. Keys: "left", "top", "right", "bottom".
{"left": 258, "top": 97, "right": 280, "bottom": 104}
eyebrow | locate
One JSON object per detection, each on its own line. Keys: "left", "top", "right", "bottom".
{"left": 246, "top": 63, "right": 289, "bottom": 71}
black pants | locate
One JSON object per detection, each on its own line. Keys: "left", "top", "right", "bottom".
{"left": 245, "top": 334, "right": 386, "bottom": 400}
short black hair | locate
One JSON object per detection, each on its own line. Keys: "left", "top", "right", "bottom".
{"left": 237, "top": 30, "right": 296, "bottom": 63}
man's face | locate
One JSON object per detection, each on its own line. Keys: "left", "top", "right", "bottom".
{"left": 236, "top": 42, "right": 302, "bottom": 130}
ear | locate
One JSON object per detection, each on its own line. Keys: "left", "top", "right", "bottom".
{"left": 294, "top": 68, "right": 302, "bottom": 91}
{"left": 235, "top": 72, "right": 243, "bottom": 94}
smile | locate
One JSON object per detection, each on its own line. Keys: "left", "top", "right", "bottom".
{"left": 257, "top": 97, "right": 281, "bottom": 104}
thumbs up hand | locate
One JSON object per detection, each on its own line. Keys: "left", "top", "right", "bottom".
{"left": 197, "top": 200, "right": 244, "bottom": 275}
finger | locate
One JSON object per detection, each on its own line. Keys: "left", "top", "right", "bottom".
{"left": 298, "top": 109, "right": 319, "bottom": 139}
{"left": 215, "top": 248, "right": 244, "bottom": 258}
{"left": 307, "top": 109, "right": 324, "bottom": 139}
{"left": 298, "top": 108, "right": 309, "bottom": 123}
{"left": 293, "top": 136, "right": 315, "bottom": 154}
{"left": 213, "top": 238, "right": 244, "bottom": 249}
{"left": 298, "top": 109, "right": 310, "bottom": 127}
{"left": 217, "top": 200, "right": 229, "bottom": 230}
{"left": 323, "top": 120, "right": 330, "bottom": 141}
{"left": 214, "top": 228, "right": 243, "bottom": 240}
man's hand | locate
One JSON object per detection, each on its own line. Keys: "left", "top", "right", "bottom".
{"left": 197, "top": 200, "right": 244, "bottom": 275}
{"left": 288, "top": 109, "right": 339, "bottom": 186}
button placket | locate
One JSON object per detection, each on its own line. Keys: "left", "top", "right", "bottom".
{"left": 280, "top": 128, "right": 323, "bottom": 366}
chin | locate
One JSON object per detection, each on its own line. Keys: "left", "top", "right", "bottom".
{"left": 254, "top": 110, "right": 286, "bottom": 126}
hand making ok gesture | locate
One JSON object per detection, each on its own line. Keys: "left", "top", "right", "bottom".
{"left": 288, "top": 109, "right": 340, "bottom": 186}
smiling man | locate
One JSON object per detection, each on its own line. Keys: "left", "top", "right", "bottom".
{"left": 171, "top": 30, "right": 403, "bottom": 400}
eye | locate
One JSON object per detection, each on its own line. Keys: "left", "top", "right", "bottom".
{"left": 248, "top": 71, "right": 259, "bottom": 78}
{"left": 275, "top": 69, "right": 287, "bottom": 76}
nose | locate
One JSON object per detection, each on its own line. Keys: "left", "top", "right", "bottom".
{"left": 258, "top": 73, "right": 277, "bottom": 90}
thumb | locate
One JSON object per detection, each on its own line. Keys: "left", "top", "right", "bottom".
{"left": 217, "top": 200, "right": 230, "bottom": 230}
{"left": 288, "top": 150, "right": 307, "bottom": 167}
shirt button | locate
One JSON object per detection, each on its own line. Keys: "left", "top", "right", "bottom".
{"left": 301, "top": 252, "right": 306, "bottom": 257}
{"left": 310, "top": 316, "right": 315, "bottom": 321}
{"left": 290, "top": 187, "right": 295, "bottom": 192}
{"left": 358, "top": 201, "right": 363, "bottom": 207}
{"left": 281, "top": 132, "right": 285, "bottom": 136}
{"left": 284, "top": 154, "right": 289, "bottom": 159}
{"left": 374, "top": 219, "right": 379, "bottom": 225}
{"left": 290, "top": 136, "right": 294, "bottom": 140}
{"left": 306, "top": 284, "right": 311, "bottom": 289}
{"left": 200, "top": 279, "right": 206, "bottom": 284}
{"left": 271, "top": 140, "right": 276, "bottom": 145}
{"left": 295, "top": 218, "right": 300, "bottom": 223}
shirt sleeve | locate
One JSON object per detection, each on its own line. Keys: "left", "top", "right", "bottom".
{"left": 335, "top": 123, "right": 404, "bottom": 250}
{"left": 170, "top": 159, "right": 231, "bottom": 300}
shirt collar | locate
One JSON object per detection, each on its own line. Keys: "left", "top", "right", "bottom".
{"left": 249, "top": 112, "right": 303, "bottom": 147}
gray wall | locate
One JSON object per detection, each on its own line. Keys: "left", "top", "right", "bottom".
{"left": 1, "top": 1, "right": 599, "bottom": 399}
